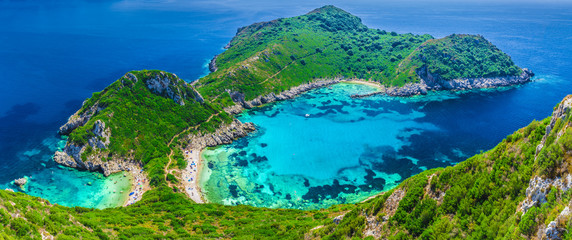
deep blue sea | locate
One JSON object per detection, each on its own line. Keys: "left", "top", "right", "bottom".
{"left": 0, "top": 0, "right": 571, "bottom": 208}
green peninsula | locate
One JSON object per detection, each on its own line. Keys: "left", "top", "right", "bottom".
{"left": 2, "top": 5, "right": 564, "bottom": 240}
{"left": 196, "top": 5, "right": 532, "bottom": 103}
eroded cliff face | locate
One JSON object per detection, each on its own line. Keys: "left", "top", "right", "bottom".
{"left": 58, "top": 101, "right": 105, "bottom": 135}
{"left": 144, "top": 71, "right": 204, "bottom": 105}
{"left": 181, "top": 119, "right": 256, "bottom": 150}
{"left": 54, "top": 119, "right": 139, "bottom": 176}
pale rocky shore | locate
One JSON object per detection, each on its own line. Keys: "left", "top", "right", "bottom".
{"left": 224, "top": 78, "right": 344, "bottom": 114}
{"left": 351, "top": 68, "right": 534, "bottom": 98}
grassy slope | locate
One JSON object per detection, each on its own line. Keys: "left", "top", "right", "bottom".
{"left": 0, "top": 186, "right": 351, "bottom": 239}
{"left": 196, "top": 5, "right": 523, "bottom": 106}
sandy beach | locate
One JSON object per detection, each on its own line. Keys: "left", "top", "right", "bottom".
{"left": 181, "top": 148, "right": 205, "bottom": 203}
{"left": 346, "top": 79, "right": 385, "bottom": 90}
{"left": 123, "top": 165, "right": 150, "bottom": 207}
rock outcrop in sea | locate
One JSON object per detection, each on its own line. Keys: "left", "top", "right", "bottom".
{"left": 13, "top": 177, "right": 27, "bottom": 187}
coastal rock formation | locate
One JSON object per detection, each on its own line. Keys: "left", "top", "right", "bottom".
{"left": 386, "top": 83, "right": 428, "bottom": 96}
{"left": 224, "top": 79, "right": 343, "bottom": 114}
{"left": 13, "top": 177, "right": 27, "bottom": 187}
{"left": 183, "top": 119, "right": 256, "bottom": 149}
{"left": 536, "top": 95, "right": 572, "bottom": 156}
{"left": 54, "top": 71, "right": 209, "bottom": 176}
{"left": 518, "top": 174, "right": 572, "bottom": 214}
{"left": 416, "top": 67, "right": 534, "bottom": 92}
{"left": 143, "top": 71, "right": 204, "bottom": 105}
{"left": 351, "top": 68, "right": 534, "bottom": 98}
{"left": 208, "top": 55, "right": 218, "bottom": 73}
{"left": 54, "top": 147, "right": 142, "bottom": 177}
{"left": 55, "top": 113, "right": 141, "bottom": 176}
{"left": 58, "top": 102, "right": 105, "bottom": 135}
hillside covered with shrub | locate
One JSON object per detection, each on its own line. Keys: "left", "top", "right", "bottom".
{"left": 195, "top": 5, "right": 526, "bottom": 105}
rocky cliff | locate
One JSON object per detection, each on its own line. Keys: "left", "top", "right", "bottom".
{"left": 516, "top": 95, "right": 572, "bottom": 239}
{"left": 181, "top": 119, "right": 256, "bottom": 150}
{"left": 54, "top": 119, "right": 141, "bottom": 176}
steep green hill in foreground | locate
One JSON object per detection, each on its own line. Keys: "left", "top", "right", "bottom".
{"left": 195, "top": 5, "right": 526, "bottom": 105}
{"left": 2, "top": 96, "right": 572, "bottom": 239}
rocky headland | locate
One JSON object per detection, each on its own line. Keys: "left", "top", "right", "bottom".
{"left": 351, "top": 68, "right": 534, "bottom": 98}
{"left": 53, "top": 71, "right": 205, "bottom": 176}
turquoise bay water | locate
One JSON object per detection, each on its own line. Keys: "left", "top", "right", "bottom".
{"left": 0, "top": 135, "right": 131, "bottom": 208}
{"left": 201, "top": 83, "right": 446, "bottom": 209}
{"left": 201, "top": 77, "right": 566, "bottom": 209}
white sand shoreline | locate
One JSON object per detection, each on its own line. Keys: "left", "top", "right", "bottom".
{"left": 123, "top": 165, "right": 150, "bottom": 207}
{"left": 345, "top": 79, "right": 385, "bottom": 90}
{"left": 181, "top": 148, "right": 205, "bottom": 203}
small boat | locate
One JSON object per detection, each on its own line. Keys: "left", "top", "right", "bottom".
{"left": 305, "top": 114, "right": 310, "bottom": 118}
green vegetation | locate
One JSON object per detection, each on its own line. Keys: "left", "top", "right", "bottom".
{"left": 0, "top": 186, "right": 350, "bottom": 239}
{"left": 64, "top": 70, "right": 234, "bottom": 186}
{"left": 398, "top": 34, "right": 522, "bottom": 80}
{"left": 6, "top": 5, "right": 552, "bottom": 240}
{"left": 58, "top": 5, "right": 527, "bottom": 189}
{"left": 196, "top": 5, "right": 523, "bottom": 106}
{"left": 5, "top": 96, "right": 572, "bottom": 239}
